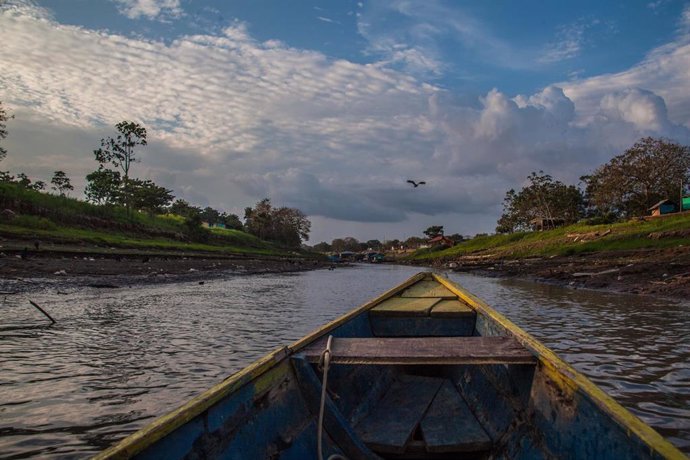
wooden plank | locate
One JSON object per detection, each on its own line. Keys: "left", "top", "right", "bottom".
{"left": 291, "top": 357, "right": 383, "bottom": 460}
{"left": 421, "top": 380, "right": 491, "bottom": 453}
{"left": 302, "top": 337, "right": 536, "bottom": 365}
{"left": 370, "top": 296, "right": 440, "bottom": 317}
{"left": 400, "top": 280, "right": 457, "bottom": 299}
{"left": 429, "top": 299, "right": 474, "bottom": 317}
{"left": 370, "top": 316, "right": 475, "bottom": 337}
{"left": 355, "top": 375, "right": 444, "bottom": 454}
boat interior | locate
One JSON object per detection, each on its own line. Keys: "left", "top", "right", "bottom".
{"left": 127, "top": 274, "right": 672, "bottom": 460}
{"left": 291, "top": 275, "right": 538, "bottom": 459}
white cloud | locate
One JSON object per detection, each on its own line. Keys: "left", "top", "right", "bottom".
{"left": 112, "top": 0, "right": 183, "bottom": 21}
{"left": 2, "top": 2, "right": 690, "bottom": 240}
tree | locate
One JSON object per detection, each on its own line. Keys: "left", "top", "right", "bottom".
{"left": 244, "top": 198, "right": 311, "bottom": 247}
{"left": 312, "top": 242, "right": 332, "bottom": 253}
{"left": 127, "top": 178, "right": 174, "bottom": 215}
{"left": 51, "top": 170, "right": 74, "bottom": 196}
{"left": 85, "top": 167, "right": 122, "bottom": 205}
{"left": 582, "top": 137, "right": 690, "bottom": 218}
{"left": 404, "top": 236, "right": 425, "bottom": 249}
{"left": 15, "top": 173, "right": 45, "bottom": 191}
{"left": 423, "top": 226, "right": 444, "bottom": 238}
{"left": 94, "top": 121, "right": 147, "bottom": 213}
{"left": 169, "top": 199, "right": 202, "bottom": 219}
{"left": 365, "top": 239, "right": 382, "bottom": 250}
{"left": 220, "top": 213, "right": 243, "bottom": 230}
{"left": 0, "top": 101, "right": 12, "bottom": 162}
{"left": 200, "top": 206, "right": 221, "bottom": 225}
{"left": 496, "top": 171, "right": 584, "bottom": 233}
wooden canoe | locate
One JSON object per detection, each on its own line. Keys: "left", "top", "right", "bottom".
{"left": 95, "top": 272, "right": 686, "bottom": 459}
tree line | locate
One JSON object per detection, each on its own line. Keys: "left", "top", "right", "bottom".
{"left": 0, "top": 103, "right": 311, "bottom": 248}
{"left": 496, "top": 137, "right": 690, "bottom": 233}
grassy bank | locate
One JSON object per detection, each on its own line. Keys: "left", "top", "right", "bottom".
{"left": 410, "top": 213, "right": 690, "bottom": 262}
{"left": 0, "top": 183, "right": 300, "bottom": 258}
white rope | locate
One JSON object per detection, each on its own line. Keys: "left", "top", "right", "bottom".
{"left": 317, "top": 335, "right": 348, "bottom": 460}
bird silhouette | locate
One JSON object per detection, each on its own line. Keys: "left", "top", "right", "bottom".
{"left": 407, "top": 180, "right": 426, "bottom": 188}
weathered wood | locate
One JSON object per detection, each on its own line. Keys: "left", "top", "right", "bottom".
{"left": 370, "top": 296, "right": 440, "bottom": 317}
{"left": 421, "top": 380, "right": 491, "bottom": 453}
{"left": 291, "top": 357, "right": 382, "bottom": 460}
{"left": 29, "top": 300, "right": 56, "bottom": 324}
{"left": 370, "top": 316, "right": 475, "bottom": 337}
{"left": 302, "top": 337, "right": 536, "bottom": 365}
{"left": 400, "top": 280, "right": 457, "bottom": 299}
{"left": 429, "top": 299, "right": 474, "bottom": 317}
{"left": 355, "top": 374, "right": 443, "bottom": 454}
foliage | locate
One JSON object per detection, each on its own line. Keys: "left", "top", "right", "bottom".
{"left": 404, "top": 236, "right": 426, "bottom": 249}
{"left": 15, "top": 173, "right": 46, "bottom": 191}
{"left": 0, "top": 101, "right": 12, "bottom": 162}
{"left": 126, "top": 178, "right": 174, "bottom": 215}
{"left": 93, "top": 121, "right": 147, "bottom": 213}
{"left": 423, "top": 225, "right": 444, "bottom": 238}
{"left": 330, "top": 237, "right": 360, "bottom": 252}
{"left": 50, "top": 170, "right": 74, "bottom": 196}
{"left": 312, "top": 241, "right": 332, "bottom": 253}
{"left": 496, "top": 171, "right": 584, "bottom": 233}
{"left": 244, "top": 198, "right": 311, "bottom": 248}
{"left": 85, "top": 167, "right": 122, "bottom": 205}
{"left": 183, "top": 213, "right": 210, "bottom": 243}
{"left": 582, "top": 137, "right": 690, "bottom": 218}
{"left": 169, "top": 199, "right": 202, "bottom": 219}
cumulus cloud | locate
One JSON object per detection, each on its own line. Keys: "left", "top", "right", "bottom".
{"left": 112, "top": 0, "right": 183, "bottom": 20}
{"left": 2, "top": 2, "right": 690, "bottom": 241}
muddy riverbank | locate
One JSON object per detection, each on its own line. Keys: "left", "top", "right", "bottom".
{"left": 414, "top": 246, "right": 690, "bottom": 299}
{"left": 0, "top": 246, "right": 328, "bottom": 293}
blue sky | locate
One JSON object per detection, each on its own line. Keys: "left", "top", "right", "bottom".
{"left": 2, "top": 0, "right": 690, "bottom": 242}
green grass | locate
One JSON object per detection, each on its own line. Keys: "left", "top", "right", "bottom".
{"left": 410, "top": 214, "right": 690, "bottom": 261}
{"left": 0, "top": 182, "right": 306, "bottom": 257}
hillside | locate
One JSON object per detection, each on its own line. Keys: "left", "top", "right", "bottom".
{"left": 0, "top": 183, "right": 324, "bottom": 281}
{"left": 407, "top": 214, "right": 690, "bottom": 298}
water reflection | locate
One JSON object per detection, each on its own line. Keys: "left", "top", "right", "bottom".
{"left": 0, "top": 265, "right": 688, "bottom": 457}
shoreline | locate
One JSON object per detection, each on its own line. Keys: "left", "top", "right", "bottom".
{"left": 403, "top": 246, "right": 690, "bottom": 301}
{"left": 0, "top": 247, "right": 329, "bottom": 294}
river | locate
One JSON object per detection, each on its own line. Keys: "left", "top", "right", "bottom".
{"left": 1, "top": 264, "right": 688, "bottom": 457}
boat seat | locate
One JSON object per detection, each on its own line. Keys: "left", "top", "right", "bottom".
{"left": 302, "top": 336, "right": 536, "bottom": 365}
{"left": 354, "top": 374, "right": 491, "bottom": 456}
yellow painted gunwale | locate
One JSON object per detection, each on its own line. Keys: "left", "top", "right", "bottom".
{"left": 95, "top": 271, "right": 685, "bottom": 459}
{"left": 432, "top": 272, "right": 686, "bottom": 460}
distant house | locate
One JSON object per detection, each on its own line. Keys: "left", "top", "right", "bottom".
{"left": 428, "top": 235, "right": 456, "bottom": 248}
{"left": 530, "top": 217, "right": 565, "bottom": 231}
{"left": 201, "top": 221, "right": 227, "bottom": 229}
{"left": 648, "top": 199, "right": 676, "bottom": 216}
{"left": 683, "top": 196, "right": 690, "bottom": 212}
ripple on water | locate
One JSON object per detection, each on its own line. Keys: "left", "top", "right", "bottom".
{"left": 0, "top": 265, "right": 688, "bottom": 457}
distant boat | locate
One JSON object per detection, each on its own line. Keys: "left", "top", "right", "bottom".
{"left": 96, "top": 272, "right": 684, "bottom": 459}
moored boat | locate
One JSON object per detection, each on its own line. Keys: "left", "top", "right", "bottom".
{"left": 96, "top": 272, "right": 686, "bottom": 459}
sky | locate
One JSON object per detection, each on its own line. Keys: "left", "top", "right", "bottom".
{"left": 2, "top": 0, "right": 690, "bottom": 243}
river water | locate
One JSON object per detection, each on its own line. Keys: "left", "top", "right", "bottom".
{"left": 1, "top": 264, "right": 688, "bottom": 458}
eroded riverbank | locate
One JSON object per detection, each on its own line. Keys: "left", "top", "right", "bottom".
{"left": 412, "top": 246, "right": 690, "bottom": 299}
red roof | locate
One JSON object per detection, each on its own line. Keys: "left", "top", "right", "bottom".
{"left": 428, "top": 235, "right": 455, "bottom": 246}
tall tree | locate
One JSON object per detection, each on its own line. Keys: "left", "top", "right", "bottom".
{"left": 496, "top": 171, "right": 584, "bottom": 233}
{"left": 582, "top": 137, "right": 690, "bottom": 218}
{"left": 51, "top": 170, "right": 74, "bottom": 196}
{"left": 0, "top": 101, "right": 12, "bottom": 162}
{"left": 94, "top": 121, "right": 147, "bottom": 213}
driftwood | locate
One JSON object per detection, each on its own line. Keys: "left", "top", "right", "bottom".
{"left": 28, "top": 300, "right": 56, "bottom": 324}
{"left": 572, "top": 268, "right": 620, "bottom": 278}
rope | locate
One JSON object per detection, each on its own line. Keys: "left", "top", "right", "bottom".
{"left": 317, "top": 335, "right": 348, "bottom": 460}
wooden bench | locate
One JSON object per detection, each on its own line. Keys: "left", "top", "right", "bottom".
{"left": 302, "top": 336, "right": 536, "bottom": 366}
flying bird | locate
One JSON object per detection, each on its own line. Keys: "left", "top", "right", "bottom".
{"left": 407, "top": 180, "right": 426, "bottom": 188}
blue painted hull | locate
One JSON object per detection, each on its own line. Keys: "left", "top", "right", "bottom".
{"left": 96, "top": 273, "right": 686, "bottom": 460}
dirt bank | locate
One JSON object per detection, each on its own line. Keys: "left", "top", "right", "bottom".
{"left": 0, "top": 245, "right": 327, "bottom": 293}
{"left": 415, "top": 246, "right": 690, "bottom": 299}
